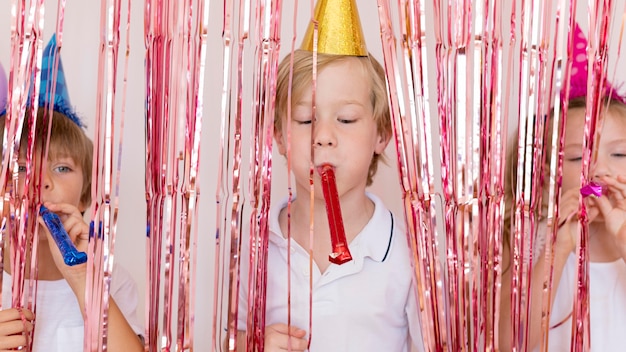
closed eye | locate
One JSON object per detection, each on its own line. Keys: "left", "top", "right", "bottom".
{"left": 611, "top": 153, "right": 626, "bottom": 158}
{"left": 338, "top": 118, "right": 356, "bottom": 124}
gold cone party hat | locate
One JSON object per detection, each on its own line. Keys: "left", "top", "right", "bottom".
{"left": 300, "top": 0, "right": 368, "bottom": 56}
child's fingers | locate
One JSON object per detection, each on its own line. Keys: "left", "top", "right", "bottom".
{"left": 0, "top": 308, "right": 34, "bottom": 350}
{"left": 603, "top": 176, "right": 626, "bottom": 206}
{"left": 589, "top": 196, "right": 613, "bottom": 219}
{"left": 41, "top": 202, "right": 88, "bottom": 241}
{"left": 0, "top": 320, "right": 33, "bottom": 336}
{"left": 63, "top": 216, "right": 89, "bottom": 238}
{"left": 0, "top": 334, "right": 30, "bottom": 351}
{"left": 42, "top": 202, "right": 82, "bottom": 219}
{"left": 267, "top": 323, "right": 307, "bottom": 337}
{"left": 264, "top": 324, "right": 308, "bottom": 351}
{"left": 0, "top": 309, "right": 33, "bottom": 324}
{"left": 557, "top": 190, "right": 581, "bottom": 225}
{"left": 586, "top": 203, "right": 600, "bottom": 223}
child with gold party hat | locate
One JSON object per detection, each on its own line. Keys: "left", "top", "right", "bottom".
{"left": 236, "top": 1, "right": 423, "bottom": 351}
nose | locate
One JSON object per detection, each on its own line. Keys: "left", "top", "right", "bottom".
{"left": 592, "top": 154, "right": 611, "bottom": 180}
{"left": 40, "top": 168, "right": 53, "bottom": 191}
{"left": 313, "top": 119, "right": 336, "bottom": 148}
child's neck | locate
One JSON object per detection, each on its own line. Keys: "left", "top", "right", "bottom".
{"left": 279, "top": 191, "right": 375, "bottom": 273}
{"left": 3, "top": 243, "right": 64, "bottom": 281}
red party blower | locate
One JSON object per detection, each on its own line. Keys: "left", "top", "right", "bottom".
{"left": 320, "top": 164, "right": 353, "bottom": 265}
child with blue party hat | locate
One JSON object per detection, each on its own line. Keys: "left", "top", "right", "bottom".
{"left": 0, "top": 35, "right": 143, "bottom": 351}
{"left": 235, "top": 1, "right": 424, "bottom": 351}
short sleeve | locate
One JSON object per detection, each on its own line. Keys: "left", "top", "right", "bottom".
{"left": 110, "top": 264, "right": 144, "bottom": 336}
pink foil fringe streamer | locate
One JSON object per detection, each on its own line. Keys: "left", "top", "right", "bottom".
{"left": 2, "top": 2, "right": 625, "bottom": 352}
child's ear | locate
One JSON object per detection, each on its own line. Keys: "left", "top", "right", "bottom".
{"left": 374, "top": 131, "right": 391, "bottom": 155}
{"left": 274, "top": 128, "right": 287, "bottom": 156}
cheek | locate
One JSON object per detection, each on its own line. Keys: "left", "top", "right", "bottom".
{"left": 561, "top": 163, "right": 582, "bottom": 190}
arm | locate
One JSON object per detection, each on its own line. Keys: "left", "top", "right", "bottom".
{"left": 72, "top": 292, "right": 143, "bottom": 352}
{"left": 406, "top": 278, "right": 425, "bottom": 352}
{"left": 235, "top": 330, "right": 246, "bottom": 351}
{"left": 499, "top": 189, "right": 581, "bottom": 351}
{"left": 41, "top": 202, "right": 143, "bottom": 352}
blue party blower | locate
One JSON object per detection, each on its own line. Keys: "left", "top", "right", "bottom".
{"left": 39, "top": 205, "right": 88, "bottom": 266}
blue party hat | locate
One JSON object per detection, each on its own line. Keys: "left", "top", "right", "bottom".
{"left": 1, "top": 35, "right": 84, "bottom": 127}
{"left": 38, "top": 34, "right": 84, "bottom": 127}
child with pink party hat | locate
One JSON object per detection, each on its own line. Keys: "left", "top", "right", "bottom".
{"left": 499, "top": 23, "right": 626, "bottom": 351}
{"left": 0, "top": 36, "right": 143, "bottom": 351}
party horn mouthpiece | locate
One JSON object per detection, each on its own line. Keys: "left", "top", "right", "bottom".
{"left": 580, "top": 181, "right": 607, "bottom": 198}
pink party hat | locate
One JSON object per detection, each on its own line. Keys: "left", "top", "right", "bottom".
{"left": 566, "top": 23, "right": 625, "bottom": 104}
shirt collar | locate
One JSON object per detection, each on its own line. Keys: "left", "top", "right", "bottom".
{"left": 268, "top": 193, "right": 394, "bottom": 263}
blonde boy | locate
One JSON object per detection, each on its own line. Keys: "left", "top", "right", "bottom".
{"left": 236, "top": 1, "right": 423, "bottom": 351}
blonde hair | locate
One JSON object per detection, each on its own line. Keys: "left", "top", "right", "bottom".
{"left": 274, "top": 50, "right": 391, "bottom": 186}
{"left": 0, "top": 110, "right": 93, "bottom": 207}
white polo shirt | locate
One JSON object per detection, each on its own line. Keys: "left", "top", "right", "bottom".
{"left": 238, "top": 193, "right": 423, "bottom": 352}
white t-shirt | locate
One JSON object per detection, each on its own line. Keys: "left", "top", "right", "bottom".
{"left": 2, "top": 264, "right": 143, "bottom": 351}
{"left": 535, "top": 254, "right": 626, "bottom": 351}
{"left": 238, "top": 193, "right": 423, "bottom": 352}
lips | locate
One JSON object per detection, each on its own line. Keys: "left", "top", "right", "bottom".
{"left": 316, "top": 163, "right": 335, "bottom": 176}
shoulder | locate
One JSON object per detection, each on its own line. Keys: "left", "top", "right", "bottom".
{"left": 110, "top": 263, "right": 140, "bottom": 296}
{"left": 111, "top": 263, "right": 135, "bottom": 282}
{"left": 110, "top": 263, "right": 144, "bottom": 335}
{"left": 367, "top": 192, "right": 406, "bottom": 243}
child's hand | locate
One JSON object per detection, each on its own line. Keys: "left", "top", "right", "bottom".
{"left": 554, "top": 188, "right": 589, "bottom": 255}
{"left": 590, "top": 175, "right": 626, "bottom": 260}
{"left": 264, "top": 323, "right": 308, "bottom": 352}
{"left": 0, "top": 308, "right": 34, "bottom": 350}
{"left": 38, "top": 202, "right": 89, "bottom": 287}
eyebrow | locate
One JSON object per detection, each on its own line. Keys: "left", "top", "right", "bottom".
{"left": 605, "top": 138, "right": 626, "bottom": 145}
{"left": 295, "top": 100, "right": 367, "bottom": 107}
